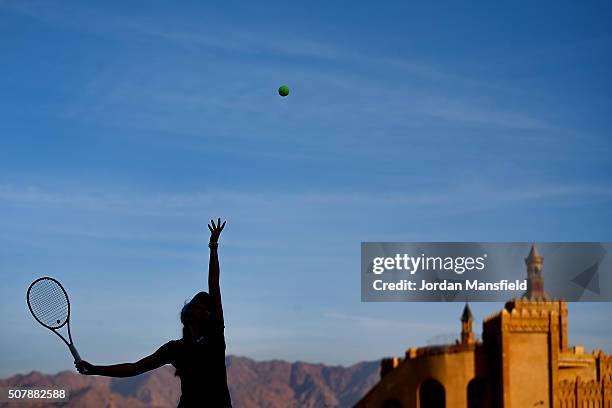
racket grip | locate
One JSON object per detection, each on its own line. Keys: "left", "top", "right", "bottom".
{"left": 69, "top": 344, "right": 82, "bottom": 363}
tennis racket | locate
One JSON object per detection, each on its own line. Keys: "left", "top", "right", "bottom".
{"left": 26, "top": 277, "right": 84, "bottom": 368}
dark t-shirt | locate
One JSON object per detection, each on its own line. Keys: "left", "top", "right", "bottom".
{"left": 158, "top": 323, "right": 232, "bottom": 408}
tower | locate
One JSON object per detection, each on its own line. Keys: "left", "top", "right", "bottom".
{"left": 522, "top": 243, "right": 549, "bottom": 301}
{"left": 460, "top": 302, "right": 474, "bottom": 345}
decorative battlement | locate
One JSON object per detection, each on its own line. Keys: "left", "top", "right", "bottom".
{"left": 505, "top": 305, "right": 556, "bottom": 332}
{"left": 404, "top": 342, "right": 479, "bottom": 360}
{"left": 380, "top": 357, "right": 400, "bottom": 377}
{"left": 505, "top": 297, "right": 568, "bottom": 311}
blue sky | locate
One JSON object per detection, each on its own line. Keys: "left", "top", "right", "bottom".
{"left": 1, "top": 1, "right": 611, "bottom": 376}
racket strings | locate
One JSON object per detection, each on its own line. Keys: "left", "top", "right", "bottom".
{"left": 31, "top": 296, "right": 68, "bottom": 324}
{"left": 28, "top": 279, "right": 69, "bottom": 329}
{"left": 30, "top": 291, "right": 68, "bottom": 326}
{"left": 31, "top": 285, "right": 68, "bottom": 319}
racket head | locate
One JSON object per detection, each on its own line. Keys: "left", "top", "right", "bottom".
{"left": 27, "top": 277, "right": 71, "bottom": 330}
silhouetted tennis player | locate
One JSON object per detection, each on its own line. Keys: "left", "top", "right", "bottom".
{"left": 76, "top": 218, "right": 232, "bottom": 407}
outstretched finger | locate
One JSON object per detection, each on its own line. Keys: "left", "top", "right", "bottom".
{"left": 211, "top": 219, "right": 216, "bottom": 229}
{"left": 208, "top": 224, "right": 213, "bottom": 233}
{"left": 220, "top": 220, "right": 226, "bottom": 230}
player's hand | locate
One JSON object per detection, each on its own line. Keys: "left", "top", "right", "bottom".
{"left": 208, "top": 218, "right": 226, "bottom": 243}
{"left": 75, "top": 360, "right": 95, "bottom": 375}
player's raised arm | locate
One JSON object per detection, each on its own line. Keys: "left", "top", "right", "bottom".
{"left": 207, "top": 218, "right": 226, "bottom": 323}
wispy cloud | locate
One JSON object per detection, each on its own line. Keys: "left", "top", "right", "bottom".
{"left": 1, "top": 1, "right": 346, "bottom": 61}
{"left": 2, "top": 184, "right": 612, "bottom": 216}
{"left": 2, "top": 0, "right": 569, "bottom": 144}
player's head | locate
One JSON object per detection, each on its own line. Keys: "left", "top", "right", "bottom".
{"left": 181, "top": 291, "right": 213, "bottom": 340}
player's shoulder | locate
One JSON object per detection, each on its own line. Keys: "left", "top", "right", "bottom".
{"left": 159, "top": 338, "right": 184, "bottom": 355}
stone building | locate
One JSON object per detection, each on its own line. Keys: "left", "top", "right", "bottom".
{"left": 354, "top": 244, "right": 612, "bottom": 408}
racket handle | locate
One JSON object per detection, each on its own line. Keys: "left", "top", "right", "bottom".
{"left": 69, "top": 344, "right": 82, "bottom": 363}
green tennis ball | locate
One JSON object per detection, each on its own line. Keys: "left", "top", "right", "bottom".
{"left": 278, "top": 85, "right": 289, "bottom": 97}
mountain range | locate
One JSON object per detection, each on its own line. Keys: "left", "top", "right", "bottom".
{"left": 0, "top": 356, "right": 380, "bottom": 408}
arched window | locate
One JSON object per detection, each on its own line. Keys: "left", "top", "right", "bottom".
{"left": 419, "top": 379, "right": 445, "bottom": 408}
{"left": 382, "top": 398, "right": 402, "bottom": 408}
{"left": 467, "top": 377, "right": 490, "bottom": 408}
